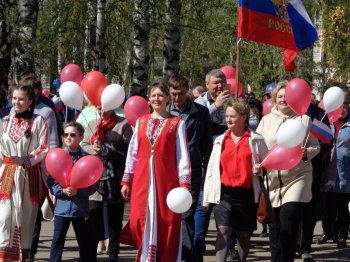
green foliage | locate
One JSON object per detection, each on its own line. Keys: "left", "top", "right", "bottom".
{"left": 5, "top": 0, "right": 347, "bottom": 95}
{"left": 322, "top": 2, "right": 350, "bottom": 76}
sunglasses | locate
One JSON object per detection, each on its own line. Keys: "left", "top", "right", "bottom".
{"left": 63, "top": 133, "right": 77, "bottom": 138}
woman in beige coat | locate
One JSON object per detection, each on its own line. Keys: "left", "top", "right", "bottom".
{"left": 256, "top": 81, "right": 320, "bottom": 262}
{"left": 202, "top": 98, "right": 268, "bottom": 262}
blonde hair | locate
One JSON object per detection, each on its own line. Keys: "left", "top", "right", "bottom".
{"left": 271, "top": 80, "right": 288, "bottom": 108}
{"left": 223, "top": 97, "right": 250, "bottom": 125}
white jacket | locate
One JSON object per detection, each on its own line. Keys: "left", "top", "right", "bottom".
{"left": 202, "top": 129, "right": 269, "bottom": 207}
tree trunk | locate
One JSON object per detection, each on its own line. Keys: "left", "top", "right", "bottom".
{"left": 0, "top": 0, "right": 11, "bottom": 108}
{"left": 96, "top": 0, "right": 106, "bottom": 72}
{"left": 15, "top": 0, "right": 38, "bottom": 77}
{"left": 163, "top": 0, "right": 181, "bottom": 83}
{"left": 131, "top": 0, "right": 150, "bottom": 97}
{"left": 84, "top": 0, "right": 97, "bottom": 72}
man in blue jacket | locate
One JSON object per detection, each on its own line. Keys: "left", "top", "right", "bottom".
{"left": 168, "top": 74, "right": 213, "bottom": 262}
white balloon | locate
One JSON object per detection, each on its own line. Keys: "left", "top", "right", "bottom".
{"left": 276, "top": 119, "right": 306, "bottom": 148}
{"left": 323, "top": 86, "right": 344, "bottom": 112}
{"left": 166, "top": 187, "right": 192, "bottom": 214}
{"left": 59, "top": 81, "right": 84, "bottom": 110}
{"left": 101, "top": 84, "right": 125, "bottom": 111}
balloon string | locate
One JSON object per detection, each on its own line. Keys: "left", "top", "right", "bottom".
{"left": 65, "top": 106, "right": 68, "bottom": 123}
{"left": 303, "top": 111, "right": 327, "bottom": 147}
{"left": 80, "top": 111, "right": 94, "bottom": 135}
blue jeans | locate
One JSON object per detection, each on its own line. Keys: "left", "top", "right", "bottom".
{"left": 193, "top": 190, "right": 212, "bottom": 256}
{"left": 50, "top": 216, "right": 96, "bottom": 262}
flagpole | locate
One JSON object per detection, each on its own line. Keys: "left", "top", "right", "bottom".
{"left": 235, "top": 38, "right": 242, "bottom": 98}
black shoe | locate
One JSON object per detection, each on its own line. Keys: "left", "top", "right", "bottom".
{"left": 259, "top": 230, "right": 269, "bottom": 237}
{"left": 317, "top": 234, "right": 329, "bottom": 244}
{"left": 337, "top": 238, "right": 347, "bottom": 249}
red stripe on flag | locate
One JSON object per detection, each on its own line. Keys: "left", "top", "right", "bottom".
{"left": 238, "top": 6, "right": 298, "bottom": 51}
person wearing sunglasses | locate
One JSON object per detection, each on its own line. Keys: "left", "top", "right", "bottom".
{"left": 81, "top": 105, "right": 133, "bottom": 262}
{"left": 48, "top": 122, "right": 98, "bottom": 262}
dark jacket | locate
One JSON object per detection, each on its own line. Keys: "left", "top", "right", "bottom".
{"left": 169, "top": 99, "right": 213, "bottom": 184}
{"left": 81, "top": 116, "right": 133, "bottom": 200}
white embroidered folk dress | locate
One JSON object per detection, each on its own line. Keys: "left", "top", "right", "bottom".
{"left": 0, "top": 114, "right": 48, "bottom": 261}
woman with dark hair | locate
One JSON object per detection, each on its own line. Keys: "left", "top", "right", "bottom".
{"left": 0, "top": 85, "right": 49, "bottom": 261}
{"left": 121, "top": 82, "right": 191, "bottom": 262}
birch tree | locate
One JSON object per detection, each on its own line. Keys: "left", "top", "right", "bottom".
{"left": 0, "top": 0, "right": 11, "bottom": 108}
{"left": 96, "top": 0, "right": 106, "bottom": 72}
{"left": 131, "top": 0, "right": 150, "bottom": 96}
{"left": 162, "top": 0, "right": 181, "bottom": 82}
{"left": 14, "top": 0, "right": 38, "bottom": 77}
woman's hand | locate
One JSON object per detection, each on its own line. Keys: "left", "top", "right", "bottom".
{"left": 253, "top": 163, "right": 261, "bottom": 175}
{"left": 121, "top": 185, "right": 131, "bottom": 201}
{"left": 63, "top": 187, "right": 77, "bottom": 197}
{"left": 10, "top": 156, "right": 24, "bottom": 165}
{"left": 93, "top": 140, "right": 101, "bottom": 155}
{"left": 301, "top": 147, "right": 307, "bottom": 157}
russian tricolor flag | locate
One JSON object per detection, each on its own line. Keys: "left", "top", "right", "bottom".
{"left": 238, "top": 0, "right": 318, "bottom": 71}
{"left": 309, "top": 119, "right": 333, "bottom": 144}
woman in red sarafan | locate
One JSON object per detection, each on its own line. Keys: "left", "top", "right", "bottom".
{"left": 121, "top": 82, "right": 191, "bottom": 262}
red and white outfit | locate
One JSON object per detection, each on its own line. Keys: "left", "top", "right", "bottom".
{"left": 0, "top": 114, "right": 48, "bottom": 261}
{"left": 121, "top": 114, "right": 191, "bottom": 262}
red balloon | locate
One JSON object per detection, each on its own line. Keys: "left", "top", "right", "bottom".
{"left": 319, "top": 100, "right": 343, "bottom": 124}
{"left": 261, "top": 145, "right": 302, "bottom": 170}
{"left": 285, "top": 78, "right": 312, "bottom": 115}
{"left": 81, "top": 71, "right": 108, "bottom": 106}
{"left": 220, "top": 65, "right": 236, "bottom": 79}
{"left": 42, "top": 89, "right": 50, "bottom": 98}
{"left": 226, "top": 78, "right": 242, "bottom": 97}
{"left": 45, "top": 148, "right": 72, "bottom": 187}
{"left": 124, "top": 96, "right": 150, "bottom": 127}
{"left": 262, "top": 99, "right": 273, "bottom": 116}
{"left": 60, "top": 64, "right": 83, "bottom": 85}
{"left": 70, "top": 156, "right": 103, "bottom": 189}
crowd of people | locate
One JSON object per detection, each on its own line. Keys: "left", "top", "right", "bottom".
{"left": 0, "top": 70, "right": 349, "bottom": 262}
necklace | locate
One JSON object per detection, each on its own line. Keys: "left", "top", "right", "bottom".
{"left": 151, "top": 111, "right": 169, "bottom": 119}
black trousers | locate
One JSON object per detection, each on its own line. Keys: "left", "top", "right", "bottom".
{"left": 181, "top": 169, "right": 201, "bottom": 261}
{"left": 89, "top": 199, "right": 124, "bottom": 260}
{"left": 50, "top": 216, "right": 96, "bottom": 262}
{"left": 322, "top": 191, "right": 350, "bottom": 240}
{"left": 269, "top": 202, "right": 303, "bottom": 262}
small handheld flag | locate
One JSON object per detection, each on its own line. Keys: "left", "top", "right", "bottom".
{"left": 309, "top": 119, "right": 333, "bottom": 144}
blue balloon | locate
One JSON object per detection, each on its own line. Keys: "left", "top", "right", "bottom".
{"left": 53, "top": 78, "right": 61, "bottom": 89}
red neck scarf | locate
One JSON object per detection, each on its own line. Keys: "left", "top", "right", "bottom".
{"left": 91, "top": 113, "right": 118, "bottom": 144}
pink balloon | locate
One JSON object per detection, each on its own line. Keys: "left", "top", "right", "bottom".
{"left": 262, "top": 99, "right": 272, "bottom": 116}
{"left": 285, "top": 78, "right": 312, "bottom": 115}
{"left": 45, "top": 148, "right": 72, "bottom": 187}
{"left": 328, "top": 105, "right": 343, "bottom": 124}
{"left": 226, "top": 78, "right": 242, "bottom": 97}
{"left": 261, "top": 145, "right": 302, "bottom": 170}
{"left": 70, "top": 156, "right": 103, "bottom": 189}
{"left": 318, "top": 100, "right": 343, "bottom": 124}
{"left": 124, "top": 96, "right": 150, "bottom": 127}
{"left": 220, "top": 65, "right": 236, "bottom": 79}
{"left": 42, "top": 89, "right": 50, "bottom": 97}
{"left": 60, "top": 64, "right": 83, "bottom": 85}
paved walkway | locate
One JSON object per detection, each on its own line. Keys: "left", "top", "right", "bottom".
{"left": 32, "top": 212, "right": 350, "bottom": 262}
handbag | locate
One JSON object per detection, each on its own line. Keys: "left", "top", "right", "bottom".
{"left": 257, "top": 169, "right": 275, "bottom": 224}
